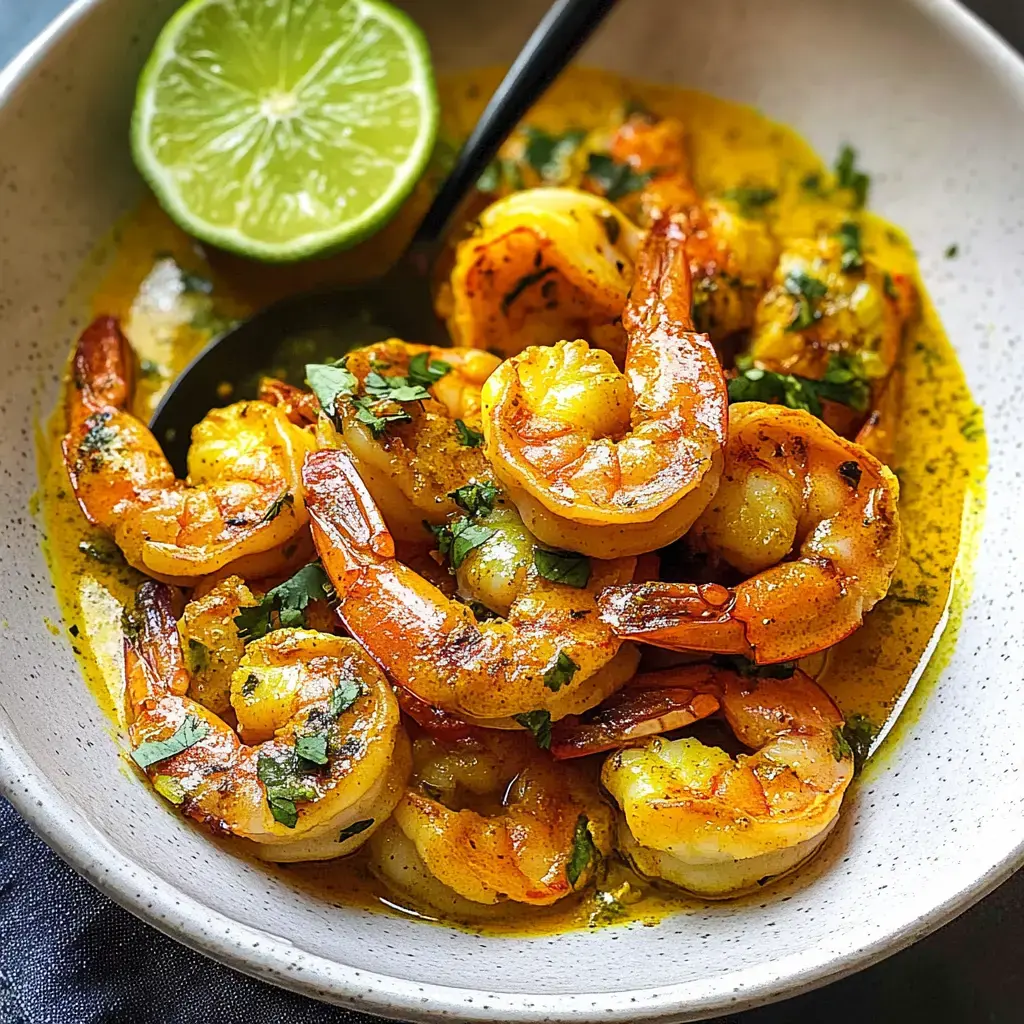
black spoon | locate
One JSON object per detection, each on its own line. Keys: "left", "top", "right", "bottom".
{"left": 151, "top": 0, "right": 619, "bottom": 476}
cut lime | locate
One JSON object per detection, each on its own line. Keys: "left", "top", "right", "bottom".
{"left": 131, "top": 0, "right": 439, "bottom": 262}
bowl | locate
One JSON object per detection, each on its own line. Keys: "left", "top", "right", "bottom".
{"left": 2, "top": 0, "right": 1023, "bottom": 1020}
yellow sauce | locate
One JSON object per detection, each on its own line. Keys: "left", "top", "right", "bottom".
{"left": 38, "top": 67, "right": 986, "bottom": 936}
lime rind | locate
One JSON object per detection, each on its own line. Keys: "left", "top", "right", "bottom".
{"left": 131, "top": 0, "right": 439, "bottom": 262}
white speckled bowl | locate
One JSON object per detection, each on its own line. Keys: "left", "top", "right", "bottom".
{"left": 1, "top": 0, "right": 1022, "bottom": 1019}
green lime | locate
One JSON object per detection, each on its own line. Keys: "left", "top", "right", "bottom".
{"left": 131, "top": 0, "right": 439, "bottom": 262}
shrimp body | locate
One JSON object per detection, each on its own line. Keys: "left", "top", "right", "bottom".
{"left": 603, "top": 666, "right": 853, "bottom": 897}
{"left": 63, "top": 317, "right": 316, "bottom": 584}
{"left": 482, "top": 216, "right": 728, "bottom": 559}
{"left": 388, "top": 733, "right": 613, "bottom": 906}
{"left": 304, "top": 447, "right": 640, "bottom": 724}
{"left": 599, "top": 402, "right": 901, "bottom": 663}
{"left": 444, "top": 188, "right": 642, "bottom": 362}
{"left": 125, "top": 582, "right": 409, "bottom": 862}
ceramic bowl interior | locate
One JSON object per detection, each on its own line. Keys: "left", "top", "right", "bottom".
{"left": 2, "top": 0, "right": 1024, "bottom": 1020}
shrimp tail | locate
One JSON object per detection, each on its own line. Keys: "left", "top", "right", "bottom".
{"left": 68, "top": 315, "right": 133, "bottom": 417}
{"left": 598, "top": 581, "right": 753, "bottom": 658}
{"left": 123, "top": 581, "right": 189, "bottom": 717}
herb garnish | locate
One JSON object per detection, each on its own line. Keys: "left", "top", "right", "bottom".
{"left": 720, "top": 186, "right": 778, "bottom": 218}
{"left": 430, "top": 517, "right": 496, "bottom": 570}
{"left": 836, "top": 220, "right": 864, "bottom": 272}
{"left": 261, "top": 491, "right": 294, "bottom": 523}
{"left": 944, "top": 243, "right": 959, "bottom": 259}
{"left": 256, "top": 752, "right": 318, "bottom": 829}
{"left": 832, "top": 726, "right": 854, "bottom": 763}
{"left": 834, "top": 144, "right": 870, "bottom": 209}
{"left": 234, "top": 562, "right": 333, "bottom": 641}
{"left": 514, "top": 709, "right": 553, "bottom": 750}
{"left": 305, "top": 360, "right": 358, "bottom": 420}
{"left": 185, "top": 638, "right": 210, "bottom": 674}
{"left": 586, "top": 153, "right": 654, "bottom": 202}
{"left": 477, "top": 156, "right": 525, "bottom": 193}
{"left": 407, "top": 351, "right": 451, "bottom": 388}
{"left": 566, "top": 814, "right": 598, "bottom": 886}
{"left": 841, "top": 714, "right": 879, "bottom": 775}
{"left": 78, "top": 537, "right": 124, "bottom": 565}
{"left": 522, "top": 126, "right": 587, "bottom": 182}
{"left": 501, "top": 266, "right": 556, "bottom": 314}
{"left": 131, "top": 714, "right": 209, "bottom": 770}
{"left": 543, "top": 650, "right": 579, "bottom": 692}
{"left": 533, "top": 548, "right": 591, "bottom": 588}
{"left": 339, "top": 818, "right": 375, "bottom": 844}
{"left": 449, "top": 481, "right": 499, "bottom": 517}
{"left": 728, "top": 354, "right": 870, "bottom": 419}
{"left": 454, "top": 419, "right": 484, "bottom": 447}
{"left": 711, "top": 654, "right": 797, "bottom": 679}
{"left": 295, "top": 733, "right": 329, "bottom": 766}
{"left": 783, "top": 270, "right": 828, "bottom": 332}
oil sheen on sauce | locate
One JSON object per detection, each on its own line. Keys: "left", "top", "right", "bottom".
{"left": 38, "top": 68, "right": 986, "bottom": 936}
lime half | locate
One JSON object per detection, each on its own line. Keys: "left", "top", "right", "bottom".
{"left": 131, "top": 0, "right": 439, "bottom": 262}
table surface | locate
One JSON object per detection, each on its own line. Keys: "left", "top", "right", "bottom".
{"left": 1, "top": 1, "right": 1021, "bottom": 1022}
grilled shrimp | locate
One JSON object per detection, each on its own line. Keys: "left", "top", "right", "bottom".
{"left": 603, "top": 664, "right": 853, "bottom": 897}
{"left": 596, "top": 111, "right": 779, "bottom": 341}
{"left": 443, "top": 188, "right": 642, "bottom": 362}
{"left": 481, "top": 216, "right": 728, "bottom": 559}
{"left": 599, "top": 402, "right": 901, "bottom": 663}
{"left": 303, "top": 447, "right": 640, "bottom": 725}
{"left": 125, "top": 581, "right": 409, "bottom": 862}
{"left": 383, "top": 732, "right": 612, "bottom": 906}
{"left": 316, "top": 340, "right": 500, "bottom": 544}
{"left": 63, "top": 317, "right": 316, "bottom": 585}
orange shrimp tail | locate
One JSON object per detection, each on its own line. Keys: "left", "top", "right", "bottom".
{"left": 597, "top": 581, "right": 753, "bottom": 658}
{"left": 124, "top": 581, "right": 189, "bottom": 715}
{"left": 68, "top": 315, "right": 133, "bottom": 418}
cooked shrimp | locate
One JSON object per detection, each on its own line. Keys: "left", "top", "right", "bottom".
{"left": 389, "top": 732, "right": 613, "bottom": 905}
{"left": 63, "top": 316, "right": 316, "bottom": 584}
{"left": 481, "top": 215, "right": 728, "bottom": 559}
{"left": 603, "top": 664, "right": 853, "bottom": 897}
{"left": 303, "top": 447, "right": 640, "bottom": 724}
{"left": 125, "top": 581, "right": 409, "bottom": 862}
{"left": 598, "top": 402, "right": 901, "bottom": 663}
{"left": 443, "top": 188, "right": 642, "bottom": 362}
{"left": 316, "top": 339, "right": 500, "bottom": 544}
{"left": 597, "top": 111, "right": 779, "bottom": 341}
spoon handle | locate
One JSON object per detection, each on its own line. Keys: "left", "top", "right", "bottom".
{"left": 412, "top": 0, "right": 619, "bottom": 246}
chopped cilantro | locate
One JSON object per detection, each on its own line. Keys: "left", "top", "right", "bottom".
{"left": 449, "top": 481, "right": 500, "bottom": 517}
{"left": 832, "top": 725, "right": 854, "bottom": 762}
{"left": 305, "top": 360, "right": 357, "bottom": 420}
{"left": 834, "top": 144, "right": 870, "bottom": 209}
{"left": 841, "top": 714, "right": 879, "bottom": 775}
{"left": 522, "top": 126, "right": 587, "bottom": 182}
{"left": 836, "top": 220, "right": 864, "bottom": 272}
{"left": 353, "top": 396, "right": 413, "bottom": 438}
{"left": 586, "top": 152, "right": 653, "bottom": 201}
{"left": 514, "top": 709, "right": 553, "bottom": 750}
{"left": 720, "top": 186, "right": 778, "bottom": 218}
{"left": 944, "top": 243, "right": 959, "bottom": 259}
{"left": 430, "top": 517, "right": 496, "bottom": 570}
{"left": 800, "top": 171, "right": 826, "bottom": 195}
{"left": 477, "top": 156, "right": 524, "bottom": 193}
{"left": 328, "top": 679, "right": 362, "bottom": 718}
{"left": 883, "top": 273, "right": 899, "bottom": 301}
{"left": 407, "top": 351, "right": 451, "bottom": 388}
{"left": 783, "top": 270, "right": 828, "bottom": 332}
{"left": 454, "top": 419, "right": 484, "bottom": 447}
{"left": 363, "top": 370, "right": 432, "bottom": 404}
{"left": 131, "top": 714, "right": 209, "bottom": 770}
{"left": 533, "top": 548, "right": 591, "bottom": 588}
{"left": 233, "top": 562, "right": 332, "bottom": 641}
{"left": 589, "top": 889, "right": 628, "bottom": 927}
{"left": 257, "top": 752, "right": 318, "bottom": 829}
{"left": 295, "top": 732, "right": 329, "bottom": 766}
{"left": 184, "top": 638, "right": 210, "bottom": 674}
{"left": 261, "top": 491, "right": 294, "bottom": 523}
{"left": 78, "top": 537, "right": 124, "bottom": 565}
{"left": 729, "top": 354, "right": 868, "bottom": 419}
{"left": 566, "top": 814, "right": 598, "bottom": 886}
{"left": 339, "top": 818, "right": 375, "bottom": 844}
{"left": 543, "top": 650, "right": 579, "bottom": 693}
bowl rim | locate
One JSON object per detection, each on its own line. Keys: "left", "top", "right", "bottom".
{"left": 3, "top": 0, "right": 1024, "bottom": 1019}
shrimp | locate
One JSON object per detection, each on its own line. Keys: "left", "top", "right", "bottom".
{"left": 315, "top": 339, "right": 501, "bottom": 544}
{"left": 481, "top": 215, "right": 728, "bottom": 559}
{"left": 442, "top": 188, "right": 642, "bottom": 362}
{"left": 303, "top": 447, "right": 640, "bottom": 724}
{"left": 63, "top": 316, "right": 317, "bottom": 585}
{"left": 124, "top": 581, "right": 409, "bottom": 862}
{"left": 598, "top": 402, "right": 901, "bottom": 664}
{"left": 603, "top": 664, "right": 853, "bottom": 898}
{"left": 386, "top": 732, "right": 613, "bottom": 905}
{"left": 595, "top": 110, "right": 779, "bottom": 342}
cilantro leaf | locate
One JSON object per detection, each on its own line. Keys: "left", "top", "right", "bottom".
{"left": 353, "top": 396, "right": 413, "bottom": 438}
{"left": 728, "top": 354, "right": 869, "bottom": 420}
{"left": 407, "top": 351, "right": 451, "bottom": 388}
{"left": 834, "top": 144, "right": 871, "bottom": 209}
{"left": 430, "top": 517, "right": 496, "bottom": 570}
{"left": 78, "top": 536, "right": 124, "bottom": 564}
{"left": 363, "top": 370, "right": 432, "bottom": 404}
{"left": 533, "top": 548, "right": 591, "bottom": 588}
{"left": 339, "top": 818, "right": 375, "bottom": 844}
{"left": 832, "top": 726, "right": 854, "bottom": 762}
{"left": 514, "top": 709, "right": 553, "bottom": 750}
{"left": 454, "top": 419, "right": 484, "bottom": 447}
{"left": 522, "top": 126, "right": 587, "bottom": 182}
{"left": 543, "top": 650, "right": 579, "bottom": 692}
{"left": 783, "top": 270, "right": 828, "bottom": 332}
{"left": 477, "top": 156, "right": 524, "bottom": 193}
{"left": 305, "top": 360, "right": 358, "bottom": 419}
{"left": 815, "top": 354, "right": 871, "bottom": 412}
{"left": 257, "top": 752, "right": 318, "bottom": 829}
{"left": 295, "top": 732, "right": 329, "bottom": 766}
{"left": 449, "top": 481, "right": 499, "bottom": 517}
{"left": 261, "top": 491, "right": 294, "bottom": 523}
{"left": 328, "top": 679, "right": 362, "bottom": 718}
{"left": 720, "top": 186, "right": 778, "bottom": 218}
{"left": 586, "top": 152, "right": 654, "bottom": 201}
{"left": 836, "top": 220, "right": 864, "bottom": 272}
{"left": 233, "top": 562, "right": 332, "bottom": 641}
{"left": 566, "top": 814, "right": 598, "bottom": 886}
{"left": 131, "top": 714, "right": 209, "bottom": 770}
{"left": 184, "top": 638, "right": 210, "bottom": 674}
{"left": 841, "top": 713, "right": 879, "bottom": 775}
